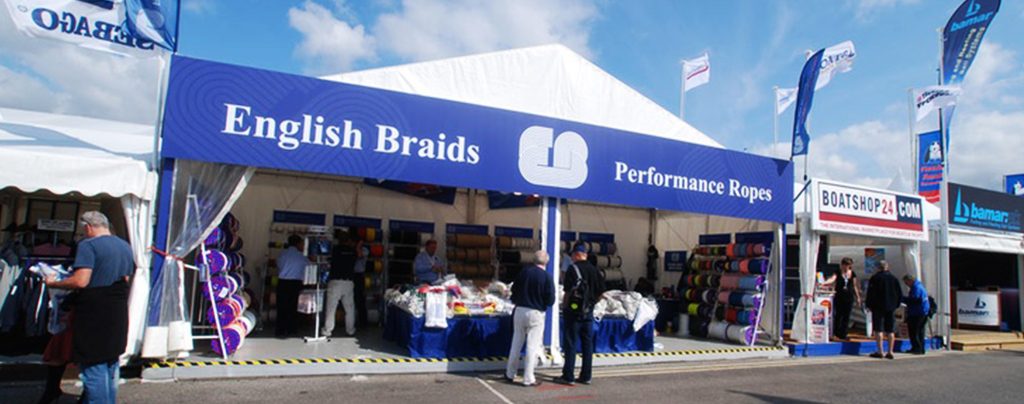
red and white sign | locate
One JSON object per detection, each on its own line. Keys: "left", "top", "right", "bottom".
{"left": 810, "top": 179, "right": 928, "bottom": 241}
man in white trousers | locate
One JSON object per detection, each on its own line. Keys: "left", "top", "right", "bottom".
{"left": 505, "top": 250, "right": 555, "bottom": 387}
{"left": 323, "top": 231, "right": 357, "bottom": 337}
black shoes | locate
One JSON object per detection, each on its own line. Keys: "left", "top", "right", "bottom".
{"left": 553, "top": 376, "right": 575, "bottom": 386}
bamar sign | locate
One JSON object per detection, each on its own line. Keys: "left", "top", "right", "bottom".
{"left": 810, "top": 179, "right": 928, "bottom": 241}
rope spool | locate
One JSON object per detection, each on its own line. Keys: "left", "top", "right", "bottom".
{"left": 597, "top": 255, "right": 622, "bottom": 269}
{"left": 207, "top": 294, "right": 246, "bottom": 325}
{"left": 708, "top": 320, "right": 730, "bottom": 340}
{"left": 602, "top": 268, "right": 625, "bottom": 282}
{"left": 738, "top": 258, "right": 770, "bottom": 275}
{"left": 372, "top": 260, "right": 383, "bottom": 273}
{"left": 207, "top": 275, "right": 239, "bottom": 301}
{"left": 727, "top": 324, "right": 755, "bottom": 344}
{"left": 197, "top": 249, "right": 229, "bottom": 275}
{"left": 204, "top": 228, "right": 225, "bottom": 249}
{"left": 447, "top": 234, "right": 492, "bottom": 248}
{"left": 221, "top": 213, "right": 240, "bottom": 233}
{"left": 211, "top": 310, "right": 256, "bottom": 356}
{"left": 357, "top": 227, "right": 382, "bottom": 242}
{"left": 226, "top": 234, "right": 243, "bottom": 252}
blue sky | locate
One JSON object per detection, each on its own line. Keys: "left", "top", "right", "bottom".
{"left": 2, "top": 0, "right": 1023, "bottom": 191}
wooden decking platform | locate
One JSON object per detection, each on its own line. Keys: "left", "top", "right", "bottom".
{"left": 951, "top": 329, "right": 1024, "bottom": 351}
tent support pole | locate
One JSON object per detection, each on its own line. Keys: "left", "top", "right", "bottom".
{"left": 541, "top": 197, "right": 562, "bottom": 364}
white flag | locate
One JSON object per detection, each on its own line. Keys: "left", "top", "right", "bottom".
{"left": 775, "top": 87, "right": 798, "bottom": 115}
{"left": 811, "top": 40, "right": 856, "bottom": 90}
{"left": 682, "top": 52, "right": 710, "bottom": 92}
{"left": 3, "top": 0, "right": 163, "bottom": 58}
{"left": 914, "top": 85, "right": 962, "bottom": 122}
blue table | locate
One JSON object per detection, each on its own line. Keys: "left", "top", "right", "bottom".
{"left": 563, "top": 317, "right": 656, "bottom": 353}
{"left": 383, "top": 305, "right": 513, "bottom": 358}
{"left": 384, "top": 306, "right": 656, "bottom": 358}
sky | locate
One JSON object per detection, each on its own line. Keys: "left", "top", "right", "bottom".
{"left": 1, "top": 0, "right": 1023, "bottom": 193}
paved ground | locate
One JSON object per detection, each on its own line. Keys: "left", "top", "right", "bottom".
{"left": 4, "top": 349, "right": 1024, "bottom": 403}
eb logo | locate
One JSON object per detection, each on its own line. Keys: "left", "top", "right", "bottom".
{"left": 517, "top": 126, "right": 589, "bottom": 189}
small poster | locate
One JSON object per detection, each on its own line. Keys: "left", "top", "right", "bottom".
{"left": 809, "top": 296, "right": 832, "bottom": 343}
{"left": 864, "top": 248, "right": 885, "bottom": 275}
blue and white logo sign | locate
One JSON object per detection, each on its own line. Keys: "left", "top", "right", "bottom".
{"left": 942, "top": 0, "right": 1001, "bottom": 84}
{"left": 160, "top": 56, "right": 794, "bottom": 223}
{"left": 956, "top": 290, "right": 999, "bottom": 327}
{"left": 518, "top": 126, "right": 588, "bottom": 189}
{"left": 1005, "top": 174, "right": 1024, "bottom": 197}
{"left": 948, "top": 183, "right": 1023, "bottom": 233}
{"left": 2, "top": 0, "right": 160, "bottom": 57}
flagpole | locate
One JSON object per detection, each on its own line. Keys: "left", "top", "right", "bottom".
{"left": 908, "top": 88, "right": 917, "bottom": 194}
{"left": 936, "top": 27, "right": 950, "bottom": 180}
{"left": 679, "top": 63, "right": 687, "bottom": 120}
{"left": 772, "top": 86, "right": 779, "bottom": 158}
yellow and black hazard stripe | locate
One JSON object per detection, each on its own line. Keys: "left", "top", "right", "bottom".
{"left": 146, "top": 346, "right": 785, "bottom": 369}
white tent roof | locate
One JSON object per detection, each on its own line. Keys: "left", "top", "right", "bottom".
{"left": 0, "top": 107, "right": 156, "bottom": 199}
{"left": 322, "top": 44, "right": 722, "bottom": 148}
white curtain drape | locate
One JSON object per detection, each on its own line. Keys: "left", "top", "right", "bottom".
{"left": 142, "top": 161, "right": 255, "bottom": 359}
{"left": 120, "top": 195, "right": 152, "bottom": 364}
{"left": 792, "top": 213, "right": 821, "bottom": 343}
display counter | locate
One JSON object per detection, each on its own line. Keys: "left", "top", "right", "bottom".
{"left": 384, "top": 305, "right": 513, "bottom": 358}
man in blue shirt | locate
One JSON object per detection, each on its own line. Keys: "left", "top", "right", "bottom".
{"left": 45, "top": 211, "right": 134, "bottom": 404}
{"left": 902, "top": 274, "right": 931, "bottom": 355}
{"left": 413, "top": 239, "right": 445, "bottom": 284}
{"left": 275, "top": 235, "right": 310, "bottom": 338}
{"left": 505, "top": 250, "right": 555, "bottom": 387}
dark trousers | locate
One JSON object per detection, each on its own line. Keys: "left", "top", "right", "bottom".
{"left": 561, "top": 317, "right": 594, "bottom": 382}
{"left": 354, "top": 273, "right": 368, "bottom": 326}
{"left": 907, "top": 315, "right": 927, "bottom": 353}
{"left": 833, "top": 298, "right": 853, "bottom": 339}
{"left": 275, "top": 279, "right": 303, "bottom": 337}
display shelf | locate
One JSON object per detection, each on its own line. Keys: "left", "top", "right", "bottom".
{"left": 387, "top": 219, "right": 435, "bottom": 286}
{"left": 332, "top": 215, "right": 386, "bottom": 324}
{"left": 494, "top": 226, "right": 538, "bottom": 283}
{"left": 679, "top": 232, "right": 775, "bottom": 346}
{"left": 445, "top": 223, "right": 494, "bottom": 280}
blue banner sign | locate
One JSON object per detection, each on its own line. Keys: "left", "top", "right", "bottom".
{"left": 160, "top": 56, "right": 793, "bottom": 223}
{"left": 1005, "top": 174, "right": 1024, "bottom": 197}
{"left": 792, "top": 49, "right": 824, "bottom": 157}
{"left": 664, "top": 250, "right": 688, "bottom": 273}
{"left": 918, "top": 131, "right": 944, "bottom": 203}
{"left": 389, "top": 220, "right": 434, "bottom": 234}
{"left": 364, "top": 179, "right": 457, "bottom": 205}
{"left": 333, "top": 215, "right": 382, "bottom": 229}
{"left": 699, "top": 234, "right": 732, "bottom": 246}
{"left": 735, "top": 231, "right": 775, "bottom": 245}
{"left": 578, "top": 232, "right": 615, "bottom": 243}
{"left": 561, "top": 231, "right": 577, "bottom": 242}
{"left": 495, "top": 226, "right": 534, "bottom": 238}
{"left": 943, "top": 0, "right": 1001, "bottom": 84}
{"left": 948, "top": 182, "right": 1023, "bottom": 233}
{"left": 272, "top": 210, "right": 325, "bottom": 225}
{"left": 446, "top": 223, "right": 489, "bottom": 235}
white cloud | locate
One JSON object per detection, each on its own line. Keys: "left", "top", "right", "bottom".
{"left": 849, "top": 0, "right": 921, "bottom": 21}
{"left": 182, "top": 0, "right": 216, "bottom": 14}
{"left": 960, "top": 42, "right": 1023, "bottom": 108}
{"left": 373, "top": 0, "right": 598, "bottom": 62}
{"left": 948, "top": 111, "right": 1024, "bottom": 190}
{"left": 753, "top": 120, "right": 910, "bottom": 190}
{"left": 0, "top": 6, "right": 161, "bottom": 123}
{"left": 288, "top": 1, "right": 377, "bottom": 74}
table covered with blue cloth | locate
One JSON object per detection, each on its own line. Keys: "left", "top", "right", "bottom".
{"left": 562, "top": 316, "right": 656, "bottom": 353}
{"left": 383, "top": 305, "right": 513, "bottom": 358}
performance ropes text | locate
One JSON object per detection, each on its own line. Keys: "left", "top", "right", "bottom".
{"left": 613, "top": 162, "right": 772, "bottom": 204}
{"left": 220, "top": 103, "right": 480, "bottom": 165}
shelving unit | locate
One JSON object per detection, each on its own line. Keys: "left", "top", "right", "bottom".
{"left": 263, "top": 210, "right": 328, "bottom": 326}
{"left": 679, "top": 232, "right": 775, "bottom": 346}
{"left": 445, "top": 223, "right": 494, "bottom": 281}
{"left": 494, "top": 226, "right": 537, "bottom": 283}
{"left": 386, "top": 219, "right": 435, "bottom": 286}
{"left": 332, "top": 215, "right": 385, "bottom": 324}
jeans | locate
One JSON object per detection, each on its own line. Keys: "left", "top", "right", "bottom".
{"left": 561, "top": 316, "right": 594, "bottom": 383}
{"left": 907, "top": 315, "right": 927, "bottom": 353}
{"left": 506, "top": 307, "right": 545, "bottom": 385}
{"left": 323, "top": 279, "right": 355, "bottom": 336}
{"left": 80, "top": 360, "right": 119, "bottom": 404}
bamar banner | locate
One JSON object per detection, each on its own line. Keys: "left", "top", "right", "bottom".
{"left": 810, "top": 179, "right": 928, "bottom": 241}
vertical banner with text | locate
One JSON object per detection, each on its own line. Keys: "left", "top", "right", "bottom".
{"left": 918, "top": 131, "right": 944, "bottom": 203}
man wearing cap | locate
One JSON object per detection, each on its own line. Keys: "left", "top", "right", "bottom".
{"left": 555, "top": 243, "right": 604, "bottom": 385}
{"left": 44, "top": 211, "right": 134, "bottom": 403}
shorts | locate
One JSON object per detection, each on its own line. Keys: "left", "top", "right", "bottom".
{"left": 872, "top": 310, "right": 896, "bottom": 333}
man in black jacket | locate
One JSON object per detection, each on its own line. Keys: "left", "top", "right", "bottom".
{"left": 45, "top": 211, "right": 133, "bottom": 403}
{"left": 505, "top": 250, "right": 555, "bottom": 387}
{"left": 866, "top": 261, "right": 903, "bottom": 359}
{"left": 556, "top": 243, "right": 604, "bottom": 385}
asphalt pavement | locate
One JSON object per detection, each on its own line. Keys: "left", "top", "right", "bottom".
{"left": 4, "top": 349, "right": 1024, "bottom": 403}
